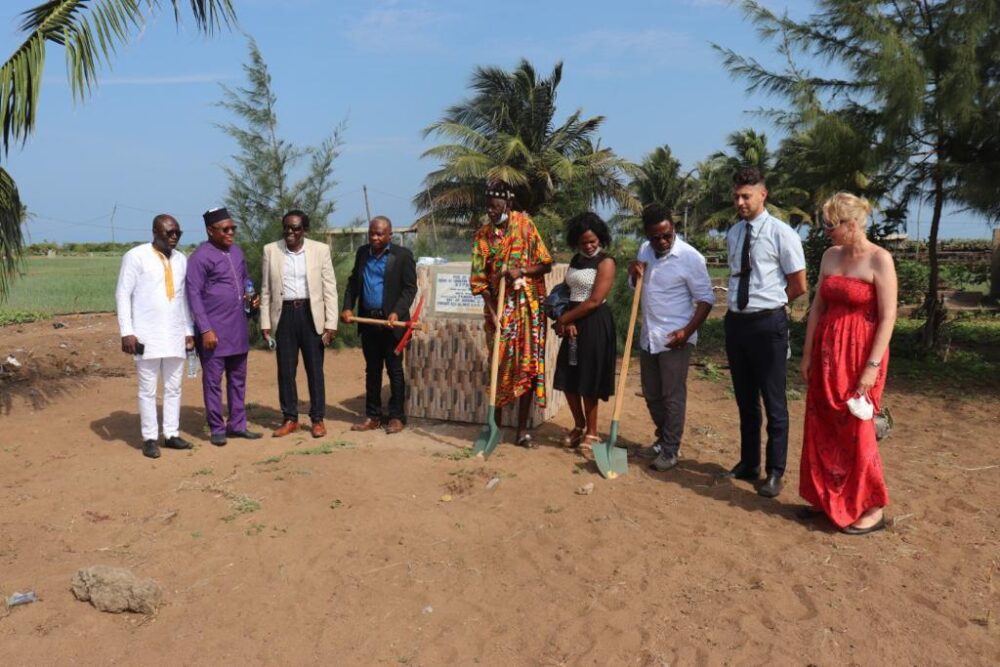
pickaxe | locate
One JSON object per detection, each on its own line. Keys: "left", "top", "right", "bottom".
{"left": 347, "top": 296, "right": 425, "bottom": 356}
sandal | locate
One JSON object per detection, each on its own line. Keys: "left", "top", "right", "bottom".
{"left": 581, "top": 434, "right": 601, "bottom": 449}
{"left": 516, "top": 433, "right": 537, "bottom": 449}
{"left": 563, "top": 427, "right": 585, "bottom": 448}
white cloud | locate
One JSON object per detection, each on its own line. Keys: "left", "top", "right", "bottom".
{"left": 346, "top": 2, "right": 455, "bottom": 53}
{"left": 97, "top": 74, "right": 228, "bottom": 86}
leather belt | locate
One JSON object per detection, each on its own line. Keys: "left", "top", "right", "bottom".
{"left": 361, "top": 308, "right": 385, "bottom": 318}
{"left": 283, "top": 299, "right": 310, "bottom": 309}
{"left": 726, "top": 306, "right": 786, "bottom": 321}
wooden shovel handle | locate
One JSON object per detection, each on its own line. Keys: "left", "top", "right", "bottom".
{"left": 488, "top": 278, "right": 506, "bottom": 407}
{"left": 612, "top": 273, "right": 643, "bottom": 422}
{"left": 349, "top": 316, "right": 424, "bottom": 330}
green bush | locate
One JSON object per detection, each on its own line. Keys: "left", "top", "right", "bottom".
{"left": 895, "top": 259, "right": 929, "bottom": 304}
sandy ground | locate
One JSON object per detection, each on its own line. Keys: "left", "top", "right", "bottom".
{"left": 0, "top": 313, "right": 998, "bottom": 666}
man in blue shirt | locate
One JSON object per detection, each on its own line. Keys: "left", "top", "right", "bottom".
{"left": 341, "top": 216, "right": 418, "bottom": 434}
{"left": 721, "top": 167, "right": 807, "bottom": 498}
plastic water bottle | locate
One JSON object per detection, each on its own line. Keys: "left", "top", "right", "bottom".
{"left": 186, "top": 350, "right": 199, "bottom": 378}
{"left": 6, "top": 591, "right": 37, "bottom": 607}
{"left": 568, "top": 337, "right": 578, "bottom": 366}
{"left": 244, "top": 279, "right": 255, "bottom": 316}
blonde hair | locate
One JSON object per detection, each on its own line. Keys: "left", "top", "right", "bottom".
{"left": 822, "top": 192, "right": 872, "bottom": 229}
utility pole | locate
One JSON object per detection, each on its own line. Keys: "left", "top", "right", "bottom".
{"left": 425, "top": 189, "right": 439, "bottom": 253}
{"left": 362, "top": 186, "right": 372, "bottom": 224}
{"left": 110, "top": 202, "right": 118, "bottom": 243}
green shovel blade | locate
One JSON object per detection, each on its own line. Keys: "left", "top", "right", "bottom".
{"left": 472, "top": 405, "right": 500, "bottom": 458}
{"left": 593, "top": 420, "right": 628, "bottom": 479}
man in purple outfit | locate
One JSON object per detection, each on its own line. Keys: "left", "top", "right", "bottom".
{"left": 186, "top": 207, "right": 262, "bottom": 446}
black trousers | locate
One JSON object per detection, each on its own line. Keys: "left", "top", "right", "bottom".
{"left": 359, "top": 316, "right": 405, "bottom": 422}
{"left": 276, "top": 302, "right": 325, "bottom": 423}
{"left": 724, "top": 309, "right": 789, "bottom": 476}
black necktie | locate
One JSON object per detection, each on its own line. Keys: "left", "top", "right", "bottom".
{"left": 737, "top": 223, "right": 752, "bottom": 310}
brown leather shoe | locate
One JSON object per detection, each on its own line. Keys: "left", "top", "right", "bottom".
{"left": 272, "top": 420, "right": 300, "bottom": 437}
{"left": 351, "top": 417, "right": 381, "bottom": 432}
{"left": 310, "top": 421, "right": 327, "bottom": 438}
{"left": 385, "top": 418, "right": 404, "bottom": 434}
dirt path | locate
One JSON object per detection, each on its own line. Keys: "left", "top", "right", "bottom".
{"left": 1, "top": 314, "right": 998, "bottom": 665}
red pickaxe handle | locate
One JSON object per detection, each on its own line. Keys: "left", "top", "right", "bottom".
{"left": 393, "top": 296, "right": 424, "bottom": 355}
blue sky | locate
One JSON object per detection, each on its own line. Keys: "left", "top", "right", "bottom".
{"left": 4, "top": 0, "right": 990, "bottom": 243}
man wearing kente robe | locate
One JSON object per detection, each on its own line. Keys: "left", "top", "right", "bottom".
{"left": 186, "top": 207, "right": 262, "bottom": 446}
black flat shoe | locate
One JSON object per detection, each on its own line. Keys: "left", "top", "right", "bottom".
{"left": 719, "top": 463, "right": 761, "bottom": 481}
{"left": 210, "top": 433, "right": 228, "bottom": 446}
{"left": 757, "top": 473, "right": 784, "bottom": 498}
{"left": 227, "top": 430, "right": 262, "bottom": 440}
{"left": 841, "top": 516, "right": 886, "bottom": 535}
{"left": 142, "top": 439, "right": 161, "bottom": 459}
{"left": 163, "top": 436, "right": 193, "bottom": 450}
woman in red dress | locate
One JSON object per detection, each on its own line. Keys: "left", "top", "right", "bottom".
{"left": 799, "top": 193, "right": 897, "bottom": 535}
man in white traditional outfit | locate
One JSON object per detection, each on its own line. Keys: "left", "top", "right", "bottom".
{"left": 116, "top": 214, "right": 196, "bottom": 459}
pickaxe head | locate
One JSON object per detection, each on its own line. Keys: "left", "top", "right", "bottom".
{"left": 393, "top": 296, "right": 425, "bottom": 355}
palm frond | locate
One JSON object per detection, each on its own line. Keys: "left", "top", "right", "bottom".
{"left": 0, "top": 0, "right": 236, "bottom": 154}
{"left": 0, "top": 168, "right": 25, "bottom": 301}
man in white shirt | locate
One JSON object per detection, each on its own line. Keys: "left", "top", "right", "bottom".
{"left": 261, "top": 210, "right": 339, "bottom": 438}
{"left": 721, "top": 167, "right": 807, "bottom": 498}
{"left": 628, "top": 204, "right": 715, "bottom": 472}
{"left": 116, "top": 214, "right": 195, "bottom": 459}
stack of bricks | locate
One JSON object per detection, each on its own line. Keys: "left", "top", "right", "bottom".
{"left": 405, "top": 262, "right": 567, "bottom": 428}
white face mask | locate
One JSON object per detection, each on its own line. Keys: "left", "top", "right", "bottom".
{"left": 497, "top": 211, "right": 509, "bottom": 225}
{"left": 581, "top": 244, "right": 602, "bottom": 258}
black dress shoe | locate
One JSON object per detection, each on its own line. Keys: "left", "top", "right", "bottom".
{"left": 650, "top": 452, "right": 679, "bottom": 472}
{"left": 210, "top": 433, "right": 228, "bottom": 446}
{"left": 163, "top": 436, "right": 193, "bottom": 450}
{"left": 227, "top": 430, "right": 262, "bottom": 440}
{"left": 719, "top": 463, "right": 761, "bottom": 481}
{"left": 758, "top": 473, "right": 784, "bottom": 498}
{"left": 142, "top": 439, "right": 161, "bottom": 459}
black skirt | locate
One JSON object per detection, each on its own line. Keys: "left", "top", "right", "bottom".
{"left": 553, "top": 301, "right": 616, "bottom": 401}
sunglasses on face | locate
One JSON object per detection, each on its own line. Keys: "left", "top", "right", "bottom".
{"left": 648, "top": 233, "right": 674, "bottom": 242}
{"left": 212, "top": 225, "right": 237, "bottom": 235}
{"left": 164, "top": 229, "right": 183, "bottom": 239}
{"left": 283, "top": 224, "right": 304, "bottom": 234}
{"left": 821, "top": 220, "right": 840, "bottom": 231}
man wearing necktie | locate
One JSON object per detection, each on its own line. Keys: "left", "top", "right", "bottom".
{"left": 116, "top": 214, "right": 195, "bottom": 459}
{"left": 721, "top": 167, "right": 807, "bottom": 498}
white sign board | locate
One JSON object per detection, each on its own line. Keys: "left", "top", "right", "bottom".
{"left": 433, "top": 273, "right": 482, "bottom": 316}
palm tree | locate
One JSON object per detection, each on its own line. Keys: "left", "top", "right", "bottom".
{"left": 695, "top": 128, "right": 811, "bottom": 231}
{"left": 415, "top": 59, "right": 638, "bottom": 224}
{"left": 0, "top": 0, "right": 236, "bottom": 299}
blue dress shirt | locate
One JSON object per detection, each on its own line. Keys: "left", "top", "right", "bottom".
{"left": 361, "top": 244, "right": 389, "bottom": 311}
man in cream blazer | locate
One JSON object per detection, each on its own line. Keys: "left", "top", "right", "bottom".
{"left": 261, "top": 210, "right": 338, "bottom": 438}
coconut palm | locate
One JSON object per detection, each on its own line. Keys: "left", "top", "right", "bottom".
{"left": 695, "top": 128, "right": 811, "bottom": 231}
{"left": 415, "top": 59, "right": 638, "bottom": 224}
{"left": 0, "top": 0, "right": 236, "bottom": 299}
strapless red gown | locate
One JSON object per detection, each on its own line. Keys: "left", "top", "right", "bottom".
{"left": 800, "top": 275, "right": 889, "bottom": 527}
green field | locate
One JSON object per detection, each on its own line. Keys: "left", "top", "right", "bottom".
{"left": 1, "top": 255, "right": 121, "bottom": 316}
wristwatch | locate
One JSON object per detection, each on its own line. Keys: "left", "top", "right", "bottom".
{"left": 866, "top": 360, "right": 881, "bottom": 368}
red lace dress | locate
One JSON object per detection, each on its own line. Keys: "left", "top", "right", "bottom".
{"left": 800, "top": 275, "right": 889, "bottom": 527}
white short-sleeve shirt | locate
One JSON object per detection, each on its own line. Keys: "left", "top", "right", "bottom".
{"left": 726, "top": 210, "right": 806, "bottom": 313}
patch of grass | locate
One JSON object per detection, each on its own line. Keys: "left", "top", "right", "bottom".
{"left": 0, "top": 255, "right": 121, "bottom": 314}
{"left": 254, "top": 456, "right": 283, "bottom": 465}
{"left": 289, "top": 441, "right": 353, "bottom": 456}
{"left": 544, "top": 505, "right": 562, "bottom": 515}
{"left": 193, "top": 467, "right": 214, "bottom": 476}
{"left": 245, "top": 523, "right": 266, "bottom": 536}
{"left": 329, "top": 499, "right": 342, "bottom": 509}
{"left": 697, "top": 359, "right": 725, "bottom": 382}
{"left": 222, "top": 495, "right": 262, "bottom": 521}
{"left": 0, "top": 310, "right": 45, "bottom": 326}
{"left": 191, "top": 531, "right": 203, "bottom": 539}
{"left": 445, "top": 447, "right": 475, "bottom": 461}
